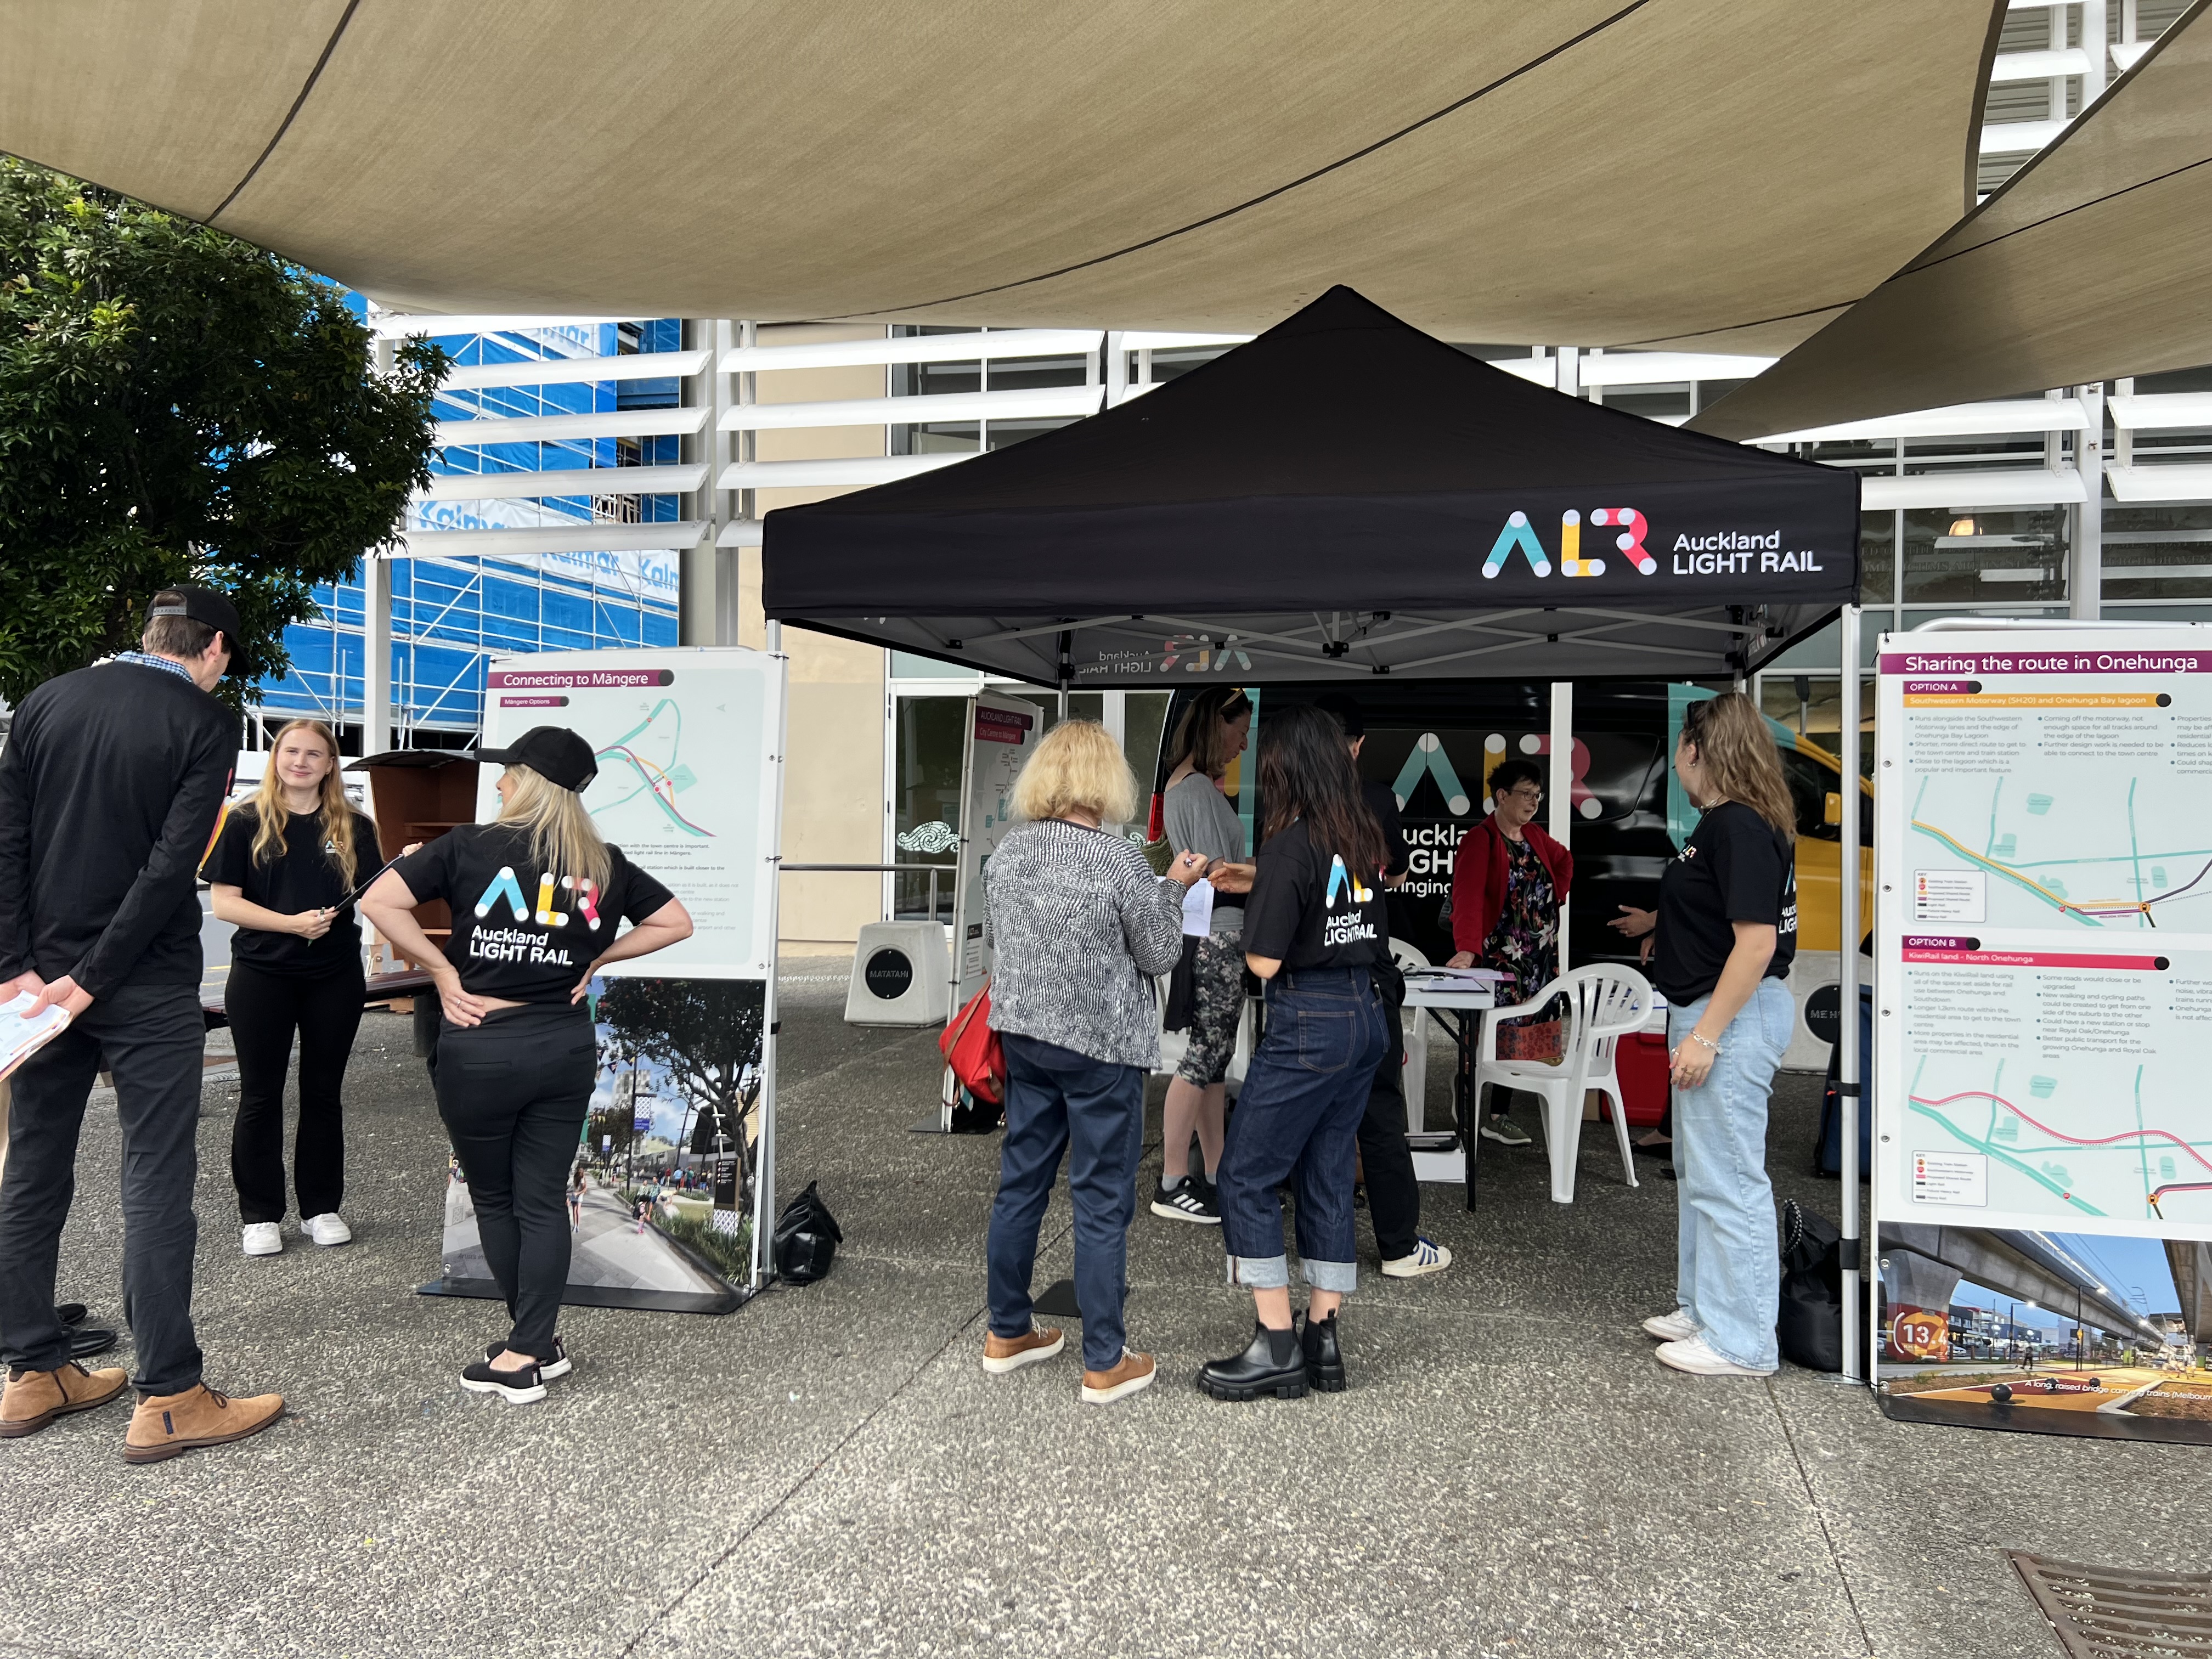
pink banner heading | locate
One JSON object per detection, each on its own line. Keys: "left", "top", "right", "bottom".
{"left": 489, "top": 668, "right": 674, "bottom": 689}
{"left": 1880, "top": 651, "right": 2212, "bottom": 675}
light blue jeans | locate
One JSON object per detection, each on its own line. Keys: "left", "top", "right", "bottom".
{"left": 1670, "top": 978, "right": 1793, "bottom": 1372}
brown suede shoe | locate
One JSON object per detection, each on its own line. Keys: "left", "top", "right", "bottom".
{"left": 980, "top": 1324, "right": 1065, "bottom": 1374}
{"left": 1080, "top": 1350, "right": 1156, "bottom": 1404}
{"left": 1, "top": 1362, "right": 129, "bottom": 1438}
{"left": 123, "top": 1384, "right": 285, "bottom": 1464}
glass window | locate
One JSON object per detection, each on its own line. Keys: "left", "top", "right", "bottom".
{"left": 890, "top": 651, "right": 982, "bottom": 680}
{"left": 985, "top": 417, "right": 1078, "bottom": 451}
{"left": 1902, "top": 506, "right": 2068, "bottom": 605}
{"left": 891, "top": 696, "right": 965, "bottom": 922}
{"left": 988, "top": 354, "right": 1088, "bottom": 391}
{"left": 2101, "top": 502, "right": 2212, "bottom": 601}
{"left": 1860, "top": 509, "right": 1898, "bottom": 605}
{"left": 1124, "top": 691, "right": 1172, "bottom": 801}
{"left": 1600, "top": 383, "right": 1691, "bottom": 422}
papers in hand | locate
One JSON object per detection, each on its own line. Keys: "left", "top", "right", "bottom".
{"left": 1181, "top": 878, "right": 1216, "bottom": 938}
{"left": 1404, "top": 965, "right": 1509, "bottom": 984}
{"left": 0, "top": 991, "right": 71, "bottom": 1082}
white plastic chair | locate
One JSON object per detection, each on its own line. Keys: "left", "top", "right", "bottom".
{"left": 1388, "top": 939, "right": 1431, "bottom": 1131}
{"left": 1474, "top": 963, "right": 1654, "bottom": 1204}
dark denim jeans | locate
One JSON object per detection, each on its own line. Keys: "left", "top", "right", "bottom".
{"left": 986, "top": 1034, "right": 1143, "bottom": 1370}
{"left": 0, "top": 980, "right": 208, "bottom": 1393}
{"left": 1217, "top": 967, "right": 1389, "bottom": 1294}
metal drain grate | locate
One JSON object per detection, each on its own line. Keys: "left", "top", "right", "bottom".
{"left": 2010, "top": 1551, "right": 2212, "bottom": 1657}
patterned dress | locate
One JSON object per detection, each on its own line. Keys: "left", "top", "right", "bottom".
{"left": 1481, "top": 835, "right": 1562, "bottom": 1046}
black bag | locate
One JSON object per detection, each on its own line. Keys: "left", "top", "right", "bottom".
{"left": 1161, "top": 934, "right": 1201, "bottom": 1032}
{"left": 1813, "top": 985, "right": 1874, "bottom": 1178}
{"left": 772, "top": 1181, "right": 843, "bottom": 1284}
{"left": 1776, "top": 1198, "right": 1843, "bottom": 1373}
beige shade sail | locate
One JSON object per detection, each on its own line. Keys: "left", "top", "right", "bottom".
{"left": 1691, "top": 0, "right": 2212, "bottom": 442}
{"left": 3, "top": 2, "right": 2003, "bottom": 349}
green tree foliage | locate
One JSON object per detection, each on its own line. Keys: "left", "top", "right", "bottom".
{"left": 595, "top": 978, "right": 766, "bottom": 1190}
{"left": 0, "top": 160, "right": 446, "bottom": 708}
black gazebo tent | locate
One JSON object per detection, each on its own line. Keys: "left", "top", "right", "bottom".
{"left": 762, "top": 286, "right": 1860, "bottom": 686}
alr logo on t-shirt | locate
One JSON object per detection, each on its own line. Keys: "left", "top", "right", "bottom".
{"left": 1324, "top": 855, "right": 1374, "bottom": 909}
{"left": 472, "top": 866, "right": 605, "bottom": 932}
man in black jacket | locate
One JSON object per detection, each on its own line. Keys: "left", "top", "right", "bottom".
{"left": 0, "top": 590, "right": 285, "bottom": 1462}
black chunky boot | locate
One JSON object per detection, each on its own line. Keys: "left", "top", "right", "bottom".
{"left": 1295, "top": 1310, "right": 1346, "bottom": 1392}
{"left": 1198, "top": 1322, "right": 1308, "bottom": 1402}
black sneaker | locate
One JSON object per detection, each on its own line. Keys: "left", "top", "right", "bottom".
{"left": 461, "top": 1357, "right": 546, "bottom": 1404}
{"left": 486, "top": 1335, "right": 571, "bottom": 1380}
{"left": 1149, "top": 1181, "right": 1221, "bottom": 1225}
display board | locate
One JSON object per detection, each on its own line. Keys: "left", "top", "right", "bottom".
{"left": 481, "top": 651, "right": 785, "bottom": 978}
{"left": 952, "top": 693, "right": 1040, "bottom": 1008}
{"left": 1874, "top": 626, "right": 2212, "bottom": 1439}
{"left": 422, "top": 646, "right": 786, "bottom": 1307}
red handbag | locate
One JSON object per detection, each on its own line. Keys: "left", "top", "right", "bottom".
{"left": 939, "top": 980, "right": 1006, "bottom": 1106}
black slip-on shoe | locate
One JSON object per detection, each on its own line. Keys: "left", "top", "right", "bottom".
{"left": 1198, "top": 1323, "right": 1307, "bottom": 1402}
{"left": 69, "top": 1326, "right": 118, "bottom": 1361}
{"left": 58, "top": 1304, "right": 88, "bottom": 1328}
{"left": 1295, "top": 1310, "right": 1347, "bottom": 1393}
{"left": 460, "top": 1358, "right": 546, "bottom": 1404}
{"left": 486, "top": 1335, "right": 570, "bottom": 1380}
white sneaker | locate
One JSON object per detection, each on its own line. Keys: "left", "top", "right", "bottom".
{"left": 1641, "top": 1308, "right": 1697, "bottom": 1342}
{"left": 1479, "top": 1117, "right": 1532, "bottom": 1147}
{"left": 301, "top": 1213, "right": 352, "bottom": 1246}
{"left": 1380, "top": 1237, "right": 1453, "bottom": 1278}
{"left": 241, "top": 1223, "right": 284, "bottom": 1257}
{"left": 1655, "top": 1334, "right": 1776, "bottom": 1376}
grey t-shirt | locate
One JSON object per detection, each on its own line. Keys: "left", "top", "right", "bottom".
{"left": 1162, "top": 771, "right": 1246, "bottom": 935}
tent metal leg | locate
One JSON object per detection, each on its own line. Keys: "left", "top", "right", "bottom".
{"left": 1837, "top": 605, "right": 1864, "bottom": 1381}
{"left": 1549, "top": 681, "right": 1573, "bottom": 969}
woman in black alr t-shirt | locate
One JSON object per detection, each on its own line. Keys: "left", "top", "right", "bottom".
{"left": 205, "top": 719, "right": 383, "bottom": 1259}
{"left": 1629, "top": 694, "right": 1799, "bottom": 1380}
{"left": 362, "top": 726, "right": 692, "bottom": 1404}
{"left": 1197, "top": 707, "right": 1391, "bottom": 1403}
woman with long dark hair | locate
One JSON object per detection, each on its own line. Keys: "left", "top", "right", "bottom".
{"left": 1199, "top": 706, "right": 1392, "bottom": 1401}
{"left": 205, "top": 719, "right": 382, "bottom": 1256}
{"left": 1633, "top": 693, "right": 1799, "bottom": 1378}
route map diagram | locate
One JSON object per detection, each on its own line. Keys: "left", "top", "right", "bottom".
{"left": 589, "top": 698, "right": 712, "bottom": 839}
{"left": 1877, "top": 633, "right": 2212, "bottom": 1239}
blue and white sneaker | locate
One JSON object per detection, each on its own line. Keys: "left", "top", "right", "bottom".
{"left": 1380, "top": 1237, "right": 1452, "bottom": 1279}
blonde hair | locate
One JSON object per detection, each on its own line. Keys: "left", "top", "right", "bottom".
{"left": 1010, "top": 720, "right": 1138, "bottom": 825}
{"left": 1681, "top": 693, "right": 1796, "bottom": 845}
{"left": 247, "top": 719, "right": 359, "bottom": 885}
{"left": 497, "top": 764, "right": 613, "bottom": 890}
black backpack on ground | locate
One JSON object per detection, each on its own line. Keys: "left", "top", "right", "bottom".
{"left": 1776, "top": 1198, "right": 1843, "bottom": 1372}
{"left": 773, "top": 1182, "right": 843, "bottom": 1284}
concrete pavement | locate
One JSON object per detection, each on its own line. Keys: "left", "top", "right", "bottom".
{"left": 1, "top": 958, "right": 2200, "bottom": 1658}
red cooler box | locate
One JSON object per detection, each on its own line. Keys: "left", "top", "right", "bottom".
{"left": 1613, "top": 1030, "right": 1672, "bottom": 1127}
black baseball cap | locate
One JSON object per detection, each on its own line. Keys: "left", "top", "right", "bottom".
{"left": 146, "top": 588, "right": 250, "bottom": 676}
{"left": 1313, "top": 693, "right": 1366, "bottom": 737}
{"left": 474, "top": 725, "right": 599, "bottom": 791}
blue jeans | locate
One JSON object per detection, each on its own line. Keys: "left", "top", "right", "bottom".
{"left": 1670, "top": 978, "right": 1793, "bottom": 1370}
{"left": 1217, "top": 968, "right": 1389, "bottom": 1295}
{"left": 986, "top": 1034, "right": 1144, "bottom": 1370}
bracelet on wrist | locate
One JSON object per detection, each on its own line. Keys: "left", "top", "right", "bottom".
{"left": 1688, "top": 1030, "right": 1722, "bottom": 1055}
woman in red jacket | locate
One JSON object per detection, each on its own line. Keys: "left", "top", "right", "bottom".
{"left": 1445, "top": 757, "right": 1572, "bottom": 1145}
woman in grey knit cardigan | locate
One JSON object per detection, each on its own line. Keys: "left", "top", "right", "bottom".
{"left": 981, "top": 720, "right": 1209, "bottom": 1405}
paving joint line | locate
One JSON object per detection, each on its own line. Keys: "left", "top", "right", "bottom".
{"left": 1764, "top": 1377, "right": 1875, "bottom": 1656}
{"left": 618, "top": 1201, "right": 1087, "bottom": 1657}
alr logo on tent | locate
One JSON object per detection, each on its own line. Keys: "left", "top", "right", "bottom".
{"left": 1481, "top": 509, "right": 1654, "bottom": 579}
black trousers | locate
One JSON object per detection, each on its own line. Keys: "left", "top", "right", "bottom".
{"left": 1358, "top": 996, "right": 1423, "bottom": 1262}
{"left": 432, "top": 1003, "right": 595, "bottom": 1359}
{"left": 0, "top": 980, "right": 206, "bottom": 1393}
{"left": 226, "top": 960, "right": 365, "bottom": 1224}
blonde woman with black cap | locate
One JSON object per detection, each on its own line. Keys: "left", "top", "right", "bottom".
{"left": 362, "top": 726, "right": 692, "bottom": 1403}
